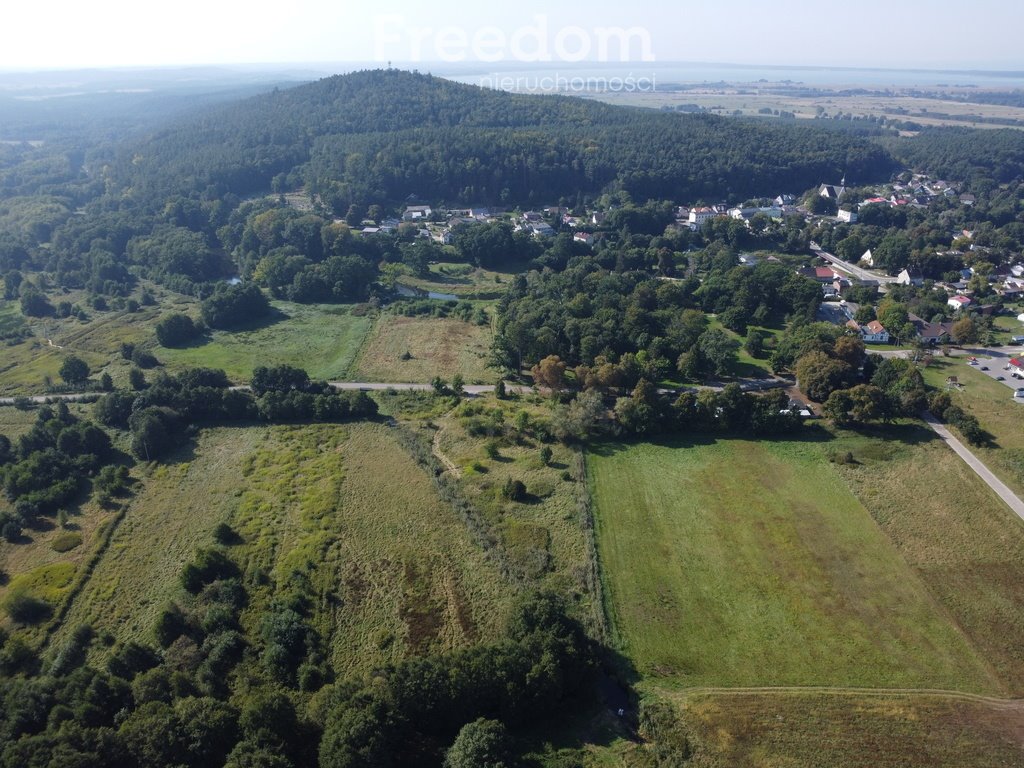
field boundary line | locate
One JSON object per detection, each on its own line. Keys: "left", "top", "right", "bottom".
{"left": 39, "top": 500, "right": 131, "bottom": 653}
{"left": 575, "top": 449, "right": 611, "bottom": 644}
{"left": 341, "top": 309, "right": 379, "bottom": 380}
{"left": 672, "top": 685, "right": 1024, "bottom": 708}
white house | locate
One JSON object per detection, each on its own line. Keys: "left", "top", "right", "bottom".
{"left": 860, "top": 249, "right": 874, "bottom": 267}
{"left": 948, "top": 295, "right": 973, "bottom": 311}
{"left": 897, "top": 268, "right": 924, "bottom": 287}
{"left": 688, "top": 207, "right": 717, "bottom": 230}
{"left": 837, "top": 209, "right": 858, "bottom": 223}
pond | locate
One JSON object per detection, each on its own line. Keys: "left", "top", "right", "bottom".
{"left": 394, "top": 283, "right": 458, "bottom": 301}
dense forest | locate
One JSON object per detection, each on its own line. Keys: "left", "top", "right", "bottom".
{"left": 105, "top": 69, "right": 897, "bottom": 210}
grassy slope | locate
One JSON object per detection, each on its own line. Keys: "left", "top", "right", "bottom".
{"left": 159, "top": 301, "right": 371, "bottom": 382}
{"left": 921, "top": 357, "right": 1024, "bottom": 498}
{"left": 436, "top": 395, "right": 601, "bottom": 630}
{"left": 0, "top": 289, "right": 186, "bottom": 394}
{"left": 352, "top": 315, "right": 493, "bottom": 383}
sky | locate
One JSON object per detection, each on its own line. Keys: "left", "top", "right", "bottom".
{"left": 2, "top": 0, "right": 1022, "bottom": 72}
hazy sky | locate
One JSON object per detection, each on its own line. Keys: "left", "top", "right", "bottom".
{"left": 3, "top": 0, "right": 1022, "bottom": 71}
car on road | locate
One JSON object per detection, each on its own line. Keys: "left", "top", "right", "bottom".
{"left": 981, "top": 366, "right": 989, "bottom": 371}
{"left": 1015, "top": 388, "right": 1024, "bottom": 398}
{"left": 996, "top": 375, "right": 1005, "bottom": 381}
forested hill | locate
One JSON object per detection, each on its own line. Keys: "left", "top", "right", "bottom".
{"left": 113, "top": 69, "right": 897, "bottom": 210}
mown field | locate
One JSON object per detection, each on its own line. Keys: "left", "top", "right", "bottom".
{"left": 921, "top": 357, "right": 1024, "bottom": 498}
{"left": 47, "top": 421, "right": 513, "bottom": 674}
{"left": 158, "top": 301, "right": 371, "bottom": 382}
{"left": 352, "top": 314, "right": 494, "bottom": 383}
{"left": 588, "top": 434, "right": 998, "bottom": 692}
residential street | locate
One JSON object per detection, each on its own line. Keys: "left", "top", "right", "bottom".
{"left": 810, "top": 243, "right": 898, "bottom": 285}
{"left": 922, "top": 412, "right": 1024, "bottom": 523}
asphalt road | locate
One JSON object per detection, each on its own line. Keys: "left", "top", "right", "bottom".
{"left": 810, "top": 244, "right": 898, "bottom": 285}
{"left": 923, "top": 412, "right": 1024, "bottom": 522}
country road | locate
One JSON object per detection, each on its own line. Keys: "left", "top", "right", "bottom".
{"left": 922, "top": 411, "right": 1024, "bottom": 523}
{"left": 0, "top": 377, "right": 791, "bottom": 405}
{"left": 810, "top": 243, "right": 898, "bottom": 285}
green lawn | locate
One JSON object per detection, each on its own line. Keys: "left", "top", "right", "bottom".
{"left": 159, "top": 301, "right": 372, "bottom": 382}
{"left": 588, "top": 436, "right": 998, "bottom": 692}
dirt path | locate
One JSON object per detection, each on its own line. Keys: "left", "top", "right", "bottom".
{"left": 431, "top": 417, "right": 461, "bottom": 477}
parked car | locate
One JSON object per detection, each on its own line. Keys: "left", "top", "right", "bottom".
{"left": 1015, "top": 388, "right": 1024, "bottom": 398}
{"left": 981, "top": 366, "right": 989, "bottom": 371}
{"left": 996, "top": 375, "right": 1005, "bottom": 381}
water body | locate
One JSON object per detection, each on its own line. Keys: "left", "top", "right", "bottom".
{"left": 395, "top": 283, "right": 458, "bottom": 301}
{"left": 438, "top": 61, "right": 1024, "bottom": 89}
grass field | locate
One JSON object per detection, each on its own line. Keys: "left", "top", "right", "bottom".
{"left": 159, "top": 301, "right": 371, "bottom": 382}
{"left": 0, "top": 288, "right": 180, "bottom": 394}
{"left": 50, "top": 422, "right": 512, "bottom": 674}
{"left": 52, "top": 427, "right": 268, "bottom": 646}
{"left": 831, "top": 424, "right": 1024, "bottom": 694}
{"left": 920, "top": 357, "right": 1024, "bottom": 498}
{"left": 399, "top": 262, "right": 515, "bottom": 299}
{"left": 588, "top": 435, "right": 998, "bottom": 692}
{"left": 434, "top": 394, "right": 602, "bottom": 630}
{"left": 352, "top": 314, "right": 494, "bottom": 383}
{"left": 677, "top": 690, "right": 1024, "bottom": 768}
{"left": 227, "top": 422, "right": 511, "bottom": 676}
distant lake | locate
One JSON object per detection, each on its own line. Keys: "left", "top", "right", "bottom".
{"left": 437, "top": 61, "right": 1024, "bottom": 89}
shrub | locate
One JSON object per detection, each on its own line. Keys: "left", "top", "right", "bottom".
{"left": 502, "top": 478, "right": 527, "bottom": 502}
{"left": 5, "top": 592, "right": 52, "bottom": 624}
{"left": 51, "top": 532, "right": 83, "bottom": 552}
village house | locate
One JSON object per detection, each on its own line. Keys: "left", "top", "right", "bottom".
{"left": 896, "top": 268, "right": 925, "bottom": 287}
{"left": 947, "top": 295, "right": 973, "bottom": 311}
{"left": 837, "top": 209, "right": 858, "bottom": 223}
{"left": 402, "top": 204, "right": 433, "bottom": 221}
{"left": 860, "top": 249, "right": 874, "bottom": 267}
{"left": 798, "top": 266, "right": 842, "bottom": 283}
{"left": 846, "top": 319, "right": 890, "bottom": 344}
{"left": 688, "top": 206, "right": 718, "bottom": 230}
{"left": 910, "top": 313, "right": 954, "bottom": 345}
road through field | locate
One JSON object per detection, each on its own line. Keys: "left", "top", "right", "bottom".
{"left": 923, "top": 411, "right": 1024, "bottom": 522}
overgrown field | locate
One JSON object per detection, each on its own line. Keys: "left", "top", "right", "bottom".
{"left": 921, "top": 357, "right": 1024, "bottom": 497}
{"left": 47, "top": 421, "right": 513, "bottom": 675}
{"left": 678, "top": 690, "right": 1024, "bottom": 768}
{"left": 399, "top": 262, "right": 514, "bottom": 300}
{"left": 588, "top": 434, "right": 999, "bottom": 692}
{"left": 352, "top": 314, "right": 493, "bottom": 383}
{"left": 0, "top": 303, "right": 156, "bottom": 395}
{"left": 432, "top": 393, "right": 602, "bottom": 632}
{"left": 158, "top": 301, "right": 371, "bottom": 382}
{"left": 831, "top": 424, "right": 1024, "bottom": 694}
